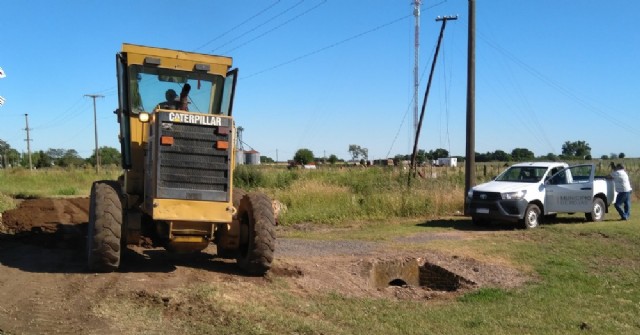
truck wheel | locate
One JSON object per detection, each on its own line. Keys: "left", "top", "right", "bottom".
{"left": 585, "top": 198, "right": 605, "bottom": 222}
{"left": 237, "top": 192, "right": 276, "bottom": 275}
{"left": 521, "top": 204, "right": 541, "bottom": 229}
{"left": 87, "top": 180, "right": 124, "bottom": 272}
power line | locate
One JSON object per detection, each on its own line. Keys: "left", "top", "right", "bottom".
{"left": 478, "top": 32, "right": 639, "bottom": 136}
{"left": 31, "top": 96, "right": 88, "bottom": 130}
{"left": 211, "top": 0, "right": 305, "bottom": 53}
{"left": 243, "top": 13, "right": 412, "bottom": 79}
{"left": 385, "top": 40, "right": 438, "bottom": 159}
{"left": 195, "top": 0, "right": 282, "bottom": 52}
{"left": 222, "top": 0, "right": 328, "bottom": 54}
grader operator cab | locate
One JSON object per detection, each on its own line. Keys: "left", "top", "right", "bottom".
{"left": 86, "top": 44, "right": 276, "bottom": 275}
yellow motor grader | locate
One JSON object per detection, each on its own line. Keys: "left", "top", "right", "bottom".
{"left": 86, "top": 44, "right": 275, "bottom": 275}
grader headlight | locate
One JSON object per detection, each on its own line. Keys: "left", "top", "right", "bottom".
{"left": 138, "top": 112, "right": 151, "bottom": 123}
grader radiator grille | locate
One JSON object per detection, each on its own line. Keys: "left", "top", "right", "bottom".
{"left": 155, "top": 114, "right": 231, "bottom": 202}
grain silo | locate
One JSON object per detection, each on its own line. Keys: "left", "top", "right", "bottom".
{"left": 244, "top": 150, "right": 261, "bottom": 165}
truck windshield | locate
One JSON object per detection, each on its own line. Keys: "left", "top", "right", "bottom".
{"left": 495, "top": 166, "right": 548, "bottom": 183}
{"left": 128, "top": 65, "right": 225, "bottom": 115}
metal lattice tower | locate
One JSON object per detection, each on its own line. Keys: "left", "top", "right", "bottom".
{"left": 236, "top": 126, "right": 244, "bottom": 151}
{"left": 413, "top": 0, "right": 421, "bottom": 136}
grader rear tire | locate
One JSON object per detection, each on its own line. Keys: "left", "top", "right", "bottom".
{"left": 233, "top": 188, "right": 247, "bottom": 207}
{"left": 87, "top": 180, "right": 124, "bottom": 272}
{"left": 215, "top": 188, "right": 247, "bottom": 259}
{"left": 237, "top": 192, "right": 276, "bottom": 275}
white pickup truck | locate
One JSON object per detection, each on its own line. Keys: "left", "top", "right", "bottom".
{"left": 466, "top": 162, "right": 617, "bottom": 228}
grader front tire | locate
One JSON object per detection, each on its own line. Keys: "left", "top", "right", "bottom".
{"left": 87, "top": 180, "right": 124, "bottom": 272}
{"left": 237, "top": 192, "right": 276, "bottom": 275}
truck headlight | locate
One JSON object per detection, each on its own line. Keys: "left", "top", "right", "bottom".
{"left": 467, "top": 189, "right": 474, "bottom": 198}
{"left": 501, "top": 190, "right": 526, "bottom": 200}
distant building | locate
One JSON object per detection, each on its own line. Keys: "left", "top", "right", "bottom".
{"left": 433, "top": 157, "right": 457, "bottom": 167}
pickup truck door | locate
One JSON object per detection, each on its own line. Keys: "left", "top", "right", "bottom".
{"left": 545, "top": 164, "right": 595, "bottom": 213}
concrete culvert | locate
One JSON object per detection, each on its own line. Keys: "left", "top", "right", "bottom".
{"left": 362, "top": 256, "right": 476, "bottom": 292}
{"left": 388, "top": 279, "right": 408, "bottom": 287}
{"left": 361, "top": 257, "right": 420, "bottom": 289}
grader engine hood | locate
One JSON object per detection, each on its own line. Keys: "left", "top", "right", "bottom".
{"left": 145, "top": 111, "right": 233, "bottom": 204}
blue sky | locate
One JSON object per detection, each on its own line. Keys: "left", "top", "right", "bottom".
{"left": 1, "top": 0, "right": 638, "bottom": 161}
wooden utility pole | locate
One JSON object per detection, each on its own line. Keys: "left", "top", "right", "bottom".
{"left": 24, "top": 113, "right": 32, "bottom": 170}
{"left": 85, "top": 94, "right": 104, "bottom": 173}
{"left": 409, "top": 15, "right": 458, "bottom": 185}
{"left": 464, "top": 0, "right": 476, "bottom": 215}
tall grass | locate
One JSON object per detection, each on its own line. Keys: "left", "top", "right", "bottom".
{"left": 235, "top": 166, "right": 466, "bottom": 225}
{"left": 2, "top": 160, "right": 637, "bottom": 227}
{"left": 0, "top": 166, "right": 121, "bottom": 198}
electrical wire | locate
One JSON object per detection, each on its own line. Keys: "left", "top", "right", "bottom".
{"left": 385, "top": 43, "right": 437, "bottom": 159}
{"left": 30, "top": 96, "right": 89, "bottom": 130}
{"left": 243, "top": 13, "right": 413, "bottom": 80}
{"left": 478, "top": 32, "right": 638, "bottom": 136}
{"left": 194, "top": 0, "right": 282, "bottom": 52}
{"left": 222, "top": 0, "right": 328, "bottom": 54}
{"left": 211, "top": 0, "right": 305, "bottom": 53}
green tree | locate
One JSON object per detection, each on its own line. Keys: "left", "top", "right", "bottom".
{"left": 618, "top": 153, "right": 625, "bottom": 159}
{"left": 260, "top": 156, "right": 274, "bottom": 163}
{"left": 561, "top": 140, "right": 591, "bottom": 159}
{"left": 46, "top": 148, "right": 66, "bottom": 161}
{"left": 59, "top": 149, "right": 85, "bottom": 167}
{"left": 0, "top": 139, "right": 12, "bottom": 168}
{"left": 493, "top": 150, "right": 511, "bottom": 162}
{"left": 328, "top": 154, "right": 338, "bottom": 164}
{"left": 31, "top": 150, "right": 52, "bottom": 168}
{"left": 87, "top": 146, "right": 121, "bottom": 166}
{"left": 416, "top": 149, "right": 427, "bottom": 165}
{"left": 511, "top": 148, "right": 534, "bottom": 161}
{"left": 293, "top": 148, "right": 314, "bottom": 165}
{"left": 2, "top": 148, "right": 20, "bottom": 167}
{"left": 429, "top": 148, "right": 449, "bottom": 160}
{"left": 348, "top": 145, "right": 368, "bottom": 163}
{"left": 544, "top": 152, "right": 559, "bottom": 161}
{"left": 348, "top": 144, "right": 361, "bottom": 162}
{"left": 475, "top": 152, "right": 490, "bottom": 162}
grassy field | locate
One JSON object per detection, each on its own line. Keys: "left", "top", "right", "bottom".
{"left": 1, "top": 164, "right": 639, "bottom": 334}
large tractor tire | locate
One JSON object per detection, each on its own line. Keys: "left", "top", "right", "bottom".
{"left": 237, "top": 192, "right": 276, "bottom": 275}
{"left": 214, "top": 188, "right": 247, "bottom": 259}
{"left": 233, "top": 188, "right": 247, "bottom": 207}
{"left": 87, "top": 180, "right": 124, "bottom": 272}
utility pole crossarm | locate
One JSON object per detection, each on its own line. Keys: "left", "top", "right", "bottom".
{"left": 435, "top": 15, "right": 459, "bottom": 22}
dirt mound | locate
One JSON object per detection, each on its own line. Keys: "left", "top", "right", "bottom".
{"left": 1, "top": 198, "right": 89, "bottom": 234}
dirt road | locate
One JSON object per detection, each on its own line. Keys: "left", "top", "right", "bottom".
{"left": 0, "top": 198, "right": 529, "bottom": 334}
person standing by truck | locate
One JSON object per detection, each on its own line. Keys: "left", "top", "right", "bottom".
{"left": 610, "top": 163, "right": 633, "bottom": 220}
